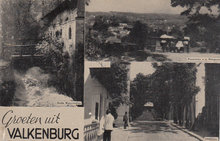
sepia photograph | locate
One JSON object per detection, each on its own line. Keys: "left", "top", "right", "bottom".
{"left": 84, "top": 61, "right": 219, "bottom": 141}
{"left": 0, "top": 0, "right": 85, "bottom": 107}
{"left": 85, "top": 0, "right": 220, "bottom": 62}
{"left": 0, "top": 0, "right": 220, "bottom": 141}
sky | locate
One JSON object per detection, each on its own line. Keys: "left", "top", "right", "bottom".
{"left": 86, "top": 0, "right": 185, "bottom": 14}
{"left": 130, "top": 62, "right": 155, "bottom": 80}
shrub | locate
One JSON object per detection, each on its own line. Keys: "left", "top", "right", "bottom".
{"left": 0, "top": 81, "right": 16, "bottom": 106}
{"left": 35, "top": 36, "right": 76, "bottom": 100}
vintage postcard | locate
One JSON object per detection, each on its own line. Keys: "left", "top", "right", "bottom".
{"left": 0, "top": 0, "right": 220, "bottom": 141}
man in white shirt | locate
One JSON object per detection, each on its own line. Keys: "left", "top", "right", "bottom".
{"left": 103, "top": 109, "right": 114, "bottom": 141}
{"left": 176, "top": 40, "right": 184, "bottom": 52}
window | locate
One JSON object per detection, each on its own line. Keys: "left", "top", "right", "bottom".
{"left": 69, "top": 27, "right": 72, "bottom": 39}
{"left": 55, "top": 31, "right": 59, "bottom": 37}
{"left": 95, "top": 103, "right": 99, "bottom": 120}
{"left": 60, "top": 29, "right": 62, "bottom": 36}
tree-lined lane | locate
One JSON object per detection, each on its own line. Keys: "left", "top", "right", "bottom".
{"left": 112, "top": 121, "right": 200, "bottom": 141}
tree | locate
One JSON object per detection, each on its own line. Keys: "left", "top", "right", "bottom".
{"left": 171, "top": 0, "right": 220, "bottom": 52}
{"left": 1, "top": 0, "right": 41, "bottom": 45}
{"left": 148, "top": 63, "right": 174, "bottom": 119}
{"left": 85, "top": 28, "right": 103, "bottom": 60}
{"left": 93, "top": 16, "right": 110, "bottom": 33}
{"left": 130, "top": 73, "right": 152, "bottom": 120}
{"left": 90, "top": 61, "right": 129, "bottom": 108}
{"left": 86, "top": 15, "right": 116, "bottom": 60}
{"left": 35, "top": 35, "right": 77, "bottom": 100}
{"left": 0, "top": 80, "right": 16, "bottom": 106}
{"left": 170, "top": 27, "right": 183, "bottom": 38}
{"left": 129, "top": 21, "right": 149, "bottom": 50}
{"left": 150, "top": 63, "right": 200, "bottom": 122}
{"left": 130, "top": 63, "right": 200, "bottom": 122}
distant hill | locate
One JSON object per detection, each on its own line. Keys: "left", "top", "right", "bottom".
{"left": 86, "top": 11, "right": 187, "bottom": 29}
{"left": 86, "top": 11, "right": 186, "bottom": 20}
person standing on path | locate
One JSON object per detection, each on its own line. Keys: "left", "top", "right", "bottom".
{"left": 123, "top": 112, "right": 128, "bottom": 129}
{"left": 103, "top": 109, "right": 114, "bottom": 141}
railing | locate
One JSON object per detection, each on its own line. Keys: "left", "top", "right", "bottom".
{"left": 84, "top": 122, "right": 99, "bottom": 141}
{"left": 2, "top": 44, "right": 38, "bottom": 57}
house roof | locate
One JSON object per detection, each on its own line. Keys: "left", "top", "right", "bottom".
{"left": 90, "top": 68, "right": 111, "bottom": 91}
{"left": 160, "top": 34, "right": 175, "bottom": 39}
{"left": 105, "top": 36, "right": 121, "bottom": 44}
{"left": 184, "top": 36, "right": 190, "bottom": 41}
{"left": 42, "top": 0, "right": 78, "bottom": 24}
{"left": 144, "top": 102, "right": 154, "bottom": 107}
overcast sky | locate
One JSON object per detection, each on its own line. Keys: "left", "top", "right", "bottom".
{"left": 130, "top": 62, "right": 155, "bottom": 80}
{"left": 86, "top": 0, "right": 185, "bottom": 14}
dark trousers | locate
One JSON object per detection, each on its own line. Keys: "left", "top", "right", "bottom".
{"left": 124, "top": 121, "right": 128, "bottom": 129}
{"left": 103, "top": 130, "right": 112, "bottom": 141}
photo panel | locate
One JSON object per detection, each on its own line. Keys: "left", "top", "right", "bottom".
{"left": 0, "top": 0, "right": 85, "bottom": 107}
{"left": 85, "top": 0, "right": 220, "bottom": 63}
{"left": 84, "top": 61, "right": 219, "bottom": 141}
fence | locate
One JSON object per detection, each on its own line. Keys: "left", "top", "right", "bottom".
{"left": 2, "top": 44, "right": 37, "bottom": 57}
{"left": 84, "top": 122, "right": 99, "bottom": 141}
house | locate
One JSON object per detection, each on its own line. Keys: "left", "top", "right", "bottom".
{"left": 105, "top": 36, "right": 121, "bottom": 44}
{"left": 83, "top": 62, "right": 111, "bottom": 141}
{"left": 40, "top": 0, "right": 85, "bottom": 101}
{"left": 119, "top": 23, "right": 128, "bottom": 27}
{"left": 84, "top": 62, "right": 130, "bottom": 126}
{"left": 108, "top": 24, "right": 131, "bottom": 38}
{"left": 204, "top": 64, "right": 219, "bottom": 135}
{"left": 41, "top": 0, "right": 84, "bottom": 56}
{"left": 84, "top": 62, "right": 111, "bottom": 124}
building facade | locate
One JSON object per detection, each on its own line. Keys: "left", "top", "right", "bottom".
{"left": 84, "top": 62, "right": 130, "bottom": 126}
{"left": 41, "top": 0, "right": 84, "bottom": 56}
{"left": 204, "top": 64, "right": 219, "bottom": 135}
{"left": 40, "top": 0, "right": 85, "bottom": 101}
{"left": 84, "top": 62, "right": 111, "bottom": 124}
